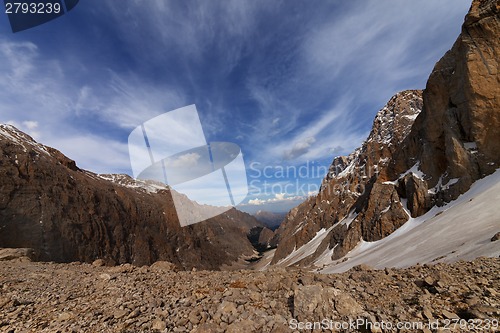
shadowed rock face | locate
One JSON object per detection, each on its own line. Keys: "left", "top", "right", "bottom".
{"left": 272, "top": 0, "right": 500, "bottom": 266}
{"left": 0, "top": 125, "right": 263, "bottom": 270}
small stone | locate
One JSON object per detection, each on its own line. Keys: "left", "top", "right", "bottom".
{"left": 226, "top": 319, "right": 255, "bottom": 332}
{"left": 191, "top": 323, "right": 219, "bottom": 333}
{"left": 92, "top": 259, "right": 105, "bottom": 267}
{"left": 188, "top": 312, "right": 199, "bottom": 325}
{"left": 442, "top": 310, "right": 459, "bottom": 320}
{"left": 58, "top": 312, "right": 72, "bottom": 321}
{"left": 150, "top": 261, "right": 176, "bottom": 272}
{"left": 113, "top": 309, "right": 129, "bottom": 319}
{"left": 218, "top": 301, "right": 237, "bottom": 316}
{"left": 0, "top": 248, "right": 35, "bottom": 261}
{"left": 99, "top": 273, "right": 112, "bottom": 281}
{"left": 423, "top": 276, "right": 434, "bottom": 286}
{"left": 465, "top": 296, "right": 480, "bottom": 306}
{"left": 152, "top": 319, "right": 167, "bottom": 331}
{"left": 127, "top": 308, "right": 140, "bottom": 319}
{"left": 491, "top": 232, "right": 500, "bottom": 242}
{"left": 353, "top": 263, "right": 373, "bottom": 271}
{"left": 422, "top": 306, "right": 433, "bottom": 319}
{"left": 485, "top": 287, "right": 498, "bottom": 297}
{"left": 436, "top": 280, "right": 446, "bottom": 288}
{"left": 0, "top": 297, "right": 11, "bottom": 309}
{"left": 108, "top": 264, "right": 135, "bottom": 274}
{"left": 177, "top": 317, "right": 189, "bottom": 326}
{"left": 335, "top": 292, "right": 363, "bottom": 317}
{"left": 249, "top": 291, "right": 261, "bottom": 302}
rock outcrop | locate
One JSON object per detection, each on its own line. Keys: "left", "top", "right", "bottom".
{"left": 272, "top": 0, "right": 500, "bottom": 266}
{"left": 0, "top": 124, "right": 263, "bottom": 269}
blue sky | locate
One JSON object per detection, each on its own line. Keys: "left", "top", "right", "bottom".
{"left": 0, "top": 0, "right": 471, "bottom": 213}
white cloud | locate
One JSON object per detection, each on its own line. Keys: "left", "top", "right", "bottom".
{"left": 246, "top": 192, "right": 307, "bottom": 206}
{"left": 22, "top": 120, "right": 38, "bottom": 130}
{"left": 0, "top": 39, "right": 72, "bottom": 126}
{"left": 283, "top": 137, "right": 316, "bottom": 160}
{"left": 248, "top": 198, "right": 265, "bottom": 205}
{"left": 301, "top": 0, "right": 471, "bottom": 101}
{"left": 104, "top": 0, "right": 261, "bottom": 70}
{"left": 274, "top": 193, "right": 286, "bottom": 201}
{"left": 165, "top": 152, "right": 201, "bottom": 168}
{"left": 83, "top": 73, "right": 186, "bottom": 130}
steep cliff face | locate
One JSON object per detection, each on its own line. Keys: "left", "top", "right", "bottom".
{"left": 272, "top": 0, "right": 500, "bottom": 266}
{"left": 0, "top": 124, "right": 262, "bottom": 269}
{"left": 400, "top": 0, "right": 500, "bottom": 202}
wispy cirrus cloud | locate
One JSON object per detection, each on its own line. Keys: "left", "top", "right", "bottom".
{"left": 0, "top": 37, "right": 185, "bottom": 173}
{"left": 0, "top": 0, "right": 472, "bottom": 212}
{"left": 241, "top": 0, "right": 470, "bottom": 168}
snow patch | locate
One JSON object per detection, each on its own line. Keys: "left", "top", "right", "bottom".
{"left": 314, "top": 244, "right": 337, "bottom": 267}
{"left": 277, "top": 226, "right": 335, "bottom": 266}
{"left": 400, "top": 162, "right": 425, "bottom": 180}
{"left": 321, "top": 169, "right": 500, "bottom": 273}
{"left": 293, "top": 221, "right": 306, "bottom": 235}
{"left": 381, "top": 205, "right": 391, "bottom": 214}
{"left": 339, "top": 210, "right": 358, "bottom": 229}
{"left": 378, "top": 157, "right": 389, "bottom": 165}
{"left": 98, "top": 174, "right": 169, "bottom": 194}
{"left": 403, "top": 114, "right": 419, "bottom": 121}
{"left": 428, "top": 176, "right": 459, "bottom": 194}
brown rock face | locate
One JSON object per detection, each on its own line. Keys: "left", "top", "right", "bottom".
{"left": 0, "top": 125, "right": 263, "bottom": 270}
{"left": 403, "top": 0, "right": 500, "bottom": 199}
{"left": 272, "top": 0, "right": 500, "bottom": 266}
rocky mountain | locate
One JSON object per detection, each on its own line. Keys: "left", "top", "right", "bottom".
{"left": 0, "top": 124, "right": 265, "bottom": 270}
{"left": 271, "top": 0, "right": 500, "bottom": 267}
